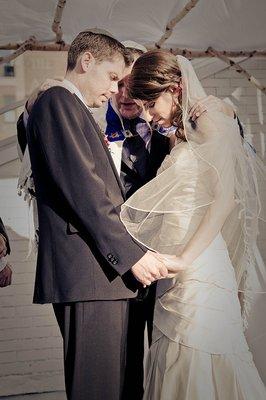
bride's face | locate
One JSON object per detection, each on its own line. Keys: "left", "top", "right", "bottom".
{"left": 144, "top": 91, "right": 178, "bottom": 128}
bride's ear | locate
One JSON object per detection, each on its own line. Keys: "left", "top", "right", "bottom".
{"left": 169, "top": 84, "right": 182, "bottom": 96}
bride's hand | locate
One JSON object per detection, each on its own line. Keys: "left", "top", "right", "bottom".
{"left": 153, "top": 253, "right": 188, "bottom": 278}
{"left": 189, "top": 95, "right": 235, "bottom": 122}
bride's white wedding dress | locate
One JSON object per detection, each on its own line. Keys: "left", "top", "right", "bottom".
{"left": 143, "top": 232, "right": 266, "bottom": 399}
{"left": 121, "top": 55, "right": 266, "bottom": 399}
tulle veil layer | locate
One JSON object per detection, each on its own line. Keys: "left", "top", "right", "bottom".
{"left": 121, "top": 55, "right": 266, "bottom": 327}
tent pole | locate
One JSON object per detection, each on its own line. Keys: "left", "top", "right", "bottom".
{"left": 52, "top": 0, "right": 67, "bottom": 43}
{"left": 0, "top": 37, "right": 37, "bottom": 65}
{"left": 168, "top": 48, "right": 266, "bottom": 58}
{"left": 208, "top": 47, "right": 266, "bottom": 95}
{"left": 0, "top": 44, "right": 265, "bottom": 60}
{"left": 155, "top": 0, "right": 200, "bottom": 49}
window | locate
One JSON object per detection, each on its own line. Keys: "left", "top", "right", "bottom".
{"left": 4, "top": 64, "right": 15, "bottom": 77}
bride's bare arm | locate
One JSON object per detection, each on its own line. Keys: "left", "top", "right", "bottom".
{"left": 180, "top": 191, "right": 235, "bottom": 268}
{"left": 165, "top": 113, "right": 238, "bottom": 273}
{"left": 163, "top": 184, "right": 235, "bottom": 275}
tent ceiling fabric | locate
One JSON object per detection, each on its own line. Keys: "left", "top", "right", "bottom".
{"left": 0, "top": 0, "right": 265, "bottom": 51}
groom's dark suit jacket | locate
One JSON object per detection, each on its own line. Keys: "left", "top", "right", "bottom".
{"left": 26, "top": 86, "right": 145, "bottom": 304}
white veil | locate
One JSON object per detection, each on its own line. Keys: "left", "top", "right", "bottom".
{"left": 120, "top": 55, "right": 266, "bottom": 327}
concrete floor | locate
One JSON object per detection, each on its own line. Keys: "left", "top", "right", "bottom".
{"left": 0, "top": 392, "right": 66, "bottom": 400}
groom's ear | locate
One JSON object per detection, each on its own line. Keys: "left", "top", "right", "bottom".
{"left": 80, "top": 51, "right": 95, "bottom": 72}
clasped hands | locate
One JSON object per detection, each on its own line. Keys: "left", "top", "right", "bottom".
{"left": 0, "top": 234, "right": 7, "bottom": 258}
{"left": 131, "top": 250, "right": 188, "bottom": 287}
{"left": 0, "top": 234, "right": 12, "bottom": 287}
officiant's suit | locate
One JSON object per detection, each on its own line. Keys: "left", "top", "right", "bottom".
{"left": 26, "top": 86, "right": 145, "bottom": 400}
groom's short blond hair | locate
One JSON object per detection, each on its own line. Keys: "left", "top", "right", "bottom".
{"left": 67, "top": 30, "right": 133, "bottom": 71}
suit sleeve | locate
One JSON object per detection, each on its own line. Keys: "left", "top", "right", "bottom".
{"left": 29, "top": 87, "right": 145, "bottom": 275}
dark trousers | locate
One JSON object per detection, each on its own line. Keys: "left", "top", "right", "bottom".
{"left": 122, "top": 284, "right": 156, "bottom": 400}
{"left": 53, "top": 300, "right": 129, "bottom": 400}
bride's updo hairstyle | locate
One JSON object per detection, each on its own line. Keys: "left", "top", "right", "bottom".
{"left": 128, "top": 49, "right": 185, "bottom": 140}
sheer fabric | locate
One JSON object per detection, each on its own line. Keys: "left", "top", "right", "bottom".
{"left": 120, "top": 55, "right": 266, "bottom": 328}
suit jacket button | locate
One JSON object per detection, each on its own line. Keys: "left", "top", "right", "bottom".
{"left": 113, "top": 260, "right": 118, "bottom": 265}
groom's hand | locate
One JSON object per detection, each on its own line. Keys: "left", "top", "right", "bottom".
{"left": 155, "top": 254, "right": 189, "bottom": 278}
{"left": 0, "top": 263, "right": 12, "bottom": 287}
{"left": 0, "top": 234, "right": 7, "bottom": 258}
{"left": 131, "top": 251, "right": 168, "bottom": 287}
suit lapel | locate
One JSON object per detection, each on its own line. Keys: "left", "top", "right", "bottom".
{"left": 73, "top": 95, "right": 126, "bottom": 198}
{"left": 93, "top": 117, "right": 126, "bottom": 197}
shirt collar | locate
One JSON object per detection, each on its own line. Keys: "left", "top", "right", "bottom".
{"left": 62, "top": 79, "right": 87, "bottom": 107}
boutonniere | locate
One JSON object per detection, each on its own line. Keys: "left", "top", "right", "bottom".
{"left": 104, "top": 134, "right": 110, "bottom": 148}
{"left": 95, "top": 120, "right": 111, "bottom": 150}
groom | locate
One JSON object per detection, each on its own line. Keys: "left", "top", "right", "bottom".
{"left": 26, "top": 30, "right": 168, "bottom": 400}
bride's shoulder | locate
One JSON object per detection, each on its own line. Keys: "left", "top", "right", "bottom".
{"left": 195, "top": 110, "right": 238, "bottom": 141}
{"left": 158, "top": 142, "right": 194, "bottom": 174}
{"left": 169, "top": 140, "right": 193, "bottom": 163}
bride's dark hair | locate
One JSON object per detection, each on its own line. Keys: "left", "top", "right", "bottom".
{"left": 128, "top": 49, "right": 185, "bottom": 141}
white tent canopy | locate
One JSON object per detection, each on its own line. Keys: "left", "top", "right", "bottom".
{"left": 0, "top": 2, "right": 266, "bottom": 397}
{"left": 0, "top": 0, "right": 265, "bottom": 52}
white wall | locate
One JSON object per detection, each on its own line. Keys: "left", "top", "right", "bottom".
{"left": 0, "top": 161, "right": 64, "bottom": 397}
{"left": 202, "top": 57, "right": 266, "bottom": 261}
{"left": 201, "top": 57, "right": 266, "bottom": 383}
{"left": 0, "top": 57, "right": 265, "bottom": 396}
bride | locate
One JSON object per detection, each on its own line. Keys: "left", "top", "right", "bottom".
{"left": 120, "top": 50, "right": 266, "bottom": 399}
